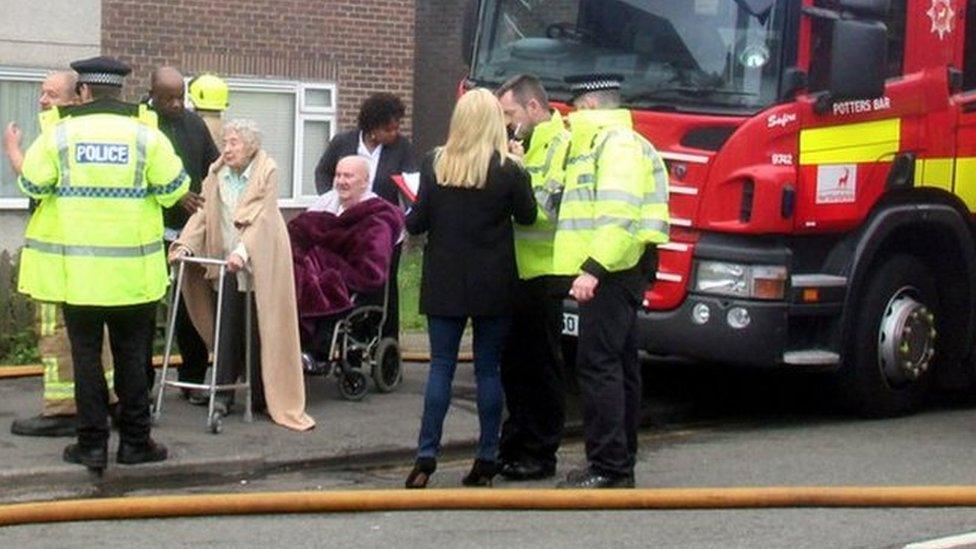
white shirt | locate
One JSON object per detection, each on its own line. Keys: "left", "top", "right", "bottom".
{"left": 308, "top": 189, "right": 378, "bottom": 216}
{"left": 357, "top": 131, "right": 383, "bottom": 191}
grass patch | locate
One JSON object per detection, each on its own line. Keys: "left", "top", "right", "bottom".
{"left": 0, "top": 329, "right": 40, "bottom": 365}
{"left": 399, "top": 241, "right": 426, "bottom": 333}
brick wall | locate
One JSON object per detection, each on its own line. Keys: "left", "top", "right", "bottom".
{"left": 413, "top": 0, "right": 469, "bottom": 157}
{"left": 101, "top": 0, "right": 416, "bottom": 133}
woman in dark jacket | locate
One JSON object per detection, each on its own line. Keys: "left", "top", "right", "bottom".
{"left": 404, "top": 88, "right": 536, "bottom": 488}
{"left": 313, "top": 93, "right": 416, "bottom": 342}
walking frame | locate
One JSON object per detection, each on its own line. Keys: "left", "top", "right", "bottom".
{"left": 152, "top": 256, "right": 253, "bottom": 434}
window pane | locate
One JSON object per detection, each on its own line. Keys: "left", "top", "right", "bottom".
{"left": 966, "top": 1, "right": 976, "bottom": 90}
{"left": 225, "top": 90, "right": 295, "bottom": 198}
{"left": 0, "top": 80, "right": 42, "bottom": 198}
{"left": 305, "top": 88, "right": 332, "bottom": 109}
{"left": 302, "top": 119, "right": 331, "bottom": 197}
{"left": 884, "top": 0, "right": 907, "bottom": 78}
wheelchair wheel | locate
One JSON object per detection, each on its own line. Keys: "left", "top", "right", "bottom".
{"left": 371, "top": 337, "right": 403, "bottom": 393}
{"left": 338, "top": 368, "right": 369, "bottom": 401}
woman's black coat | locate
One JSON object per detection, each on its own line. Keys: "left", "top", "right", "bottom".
{"left": 406, "top": 152, "right": 536, "bottom": 317}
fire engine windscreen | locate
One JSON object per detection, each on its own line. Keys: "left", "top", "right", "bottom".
{"left": 471, "top": 0, "right": 785, "bottom": 113}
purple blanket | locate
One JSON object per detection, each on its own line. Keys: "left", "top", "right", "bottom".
{"left": 288, "top": 198, "right": 404, "bottom": 329}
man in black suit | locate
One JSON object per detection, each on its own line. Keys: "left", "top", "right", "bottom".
{"left": 314, "top": 93, "right": 416, "bottom": 341}
{"left": 150, "top": 67, "right": 220, "bottom": 398}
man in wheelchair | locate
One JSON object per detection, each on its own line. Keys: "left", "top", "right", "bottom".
{"left": 288, "top": 156, "right": 405, "bottom": 399}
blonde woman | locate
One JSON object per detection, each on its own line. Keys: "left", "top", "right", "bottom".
{"left": 404, "top": 88, "right": 536, "bottom": 488}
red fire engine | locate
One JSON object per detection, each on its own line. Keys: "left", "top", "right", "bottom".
{"left": 463, "top": 0, "right": 976, "bottom": 415}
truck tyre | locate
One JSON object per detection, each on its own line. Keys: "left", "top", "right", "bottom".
{"left": 841, "top": 254, "right": 939, "bottom": 417}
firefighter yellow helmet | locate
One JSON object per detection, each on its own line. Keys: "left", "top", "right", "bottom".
{"left": 188, "top": 73, "right": 229, "bottom": 111}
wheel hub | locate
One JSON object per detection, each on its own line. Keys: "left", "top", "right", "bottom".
{"left": 878, "top": 288, "right": 936, "bottom": 386}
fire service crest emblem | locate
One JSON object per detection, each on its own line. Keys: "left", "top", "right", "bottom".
{"left": 927, "top": 0, "right": 955, "bottom": 40}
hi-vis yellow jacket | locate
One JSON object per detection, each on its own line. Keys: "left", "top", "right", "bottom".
{"left": 17, "top": 99, "right": 188, "bottom": 306}
{"left": 514, "top": 110, "right": 570, "bottom": 280}
{"left": 553, "top": 108, "right": 669, "bottom": 277}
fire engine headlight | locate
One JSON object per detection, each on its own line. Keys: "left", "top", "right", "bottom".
{"left": 694, "top": 261, "right": 787, "bottom": 300}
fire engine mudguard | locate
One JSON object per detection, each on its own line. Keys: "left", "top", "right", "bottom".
{"left": 835, "top": 194, "right": 976, "bottom": 415}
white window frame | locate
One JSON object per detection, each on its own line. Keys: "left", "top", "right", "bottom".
{"left": 223, "top": 78, "right": 338, "bottom": 208}
{"left": 0, "top": 67, "right": 48, "bottom": 210}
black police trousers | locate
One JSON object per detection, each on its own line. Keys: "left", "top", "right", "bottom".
{"left": 577, "top": 279, "right": 641, "bottom": 478}
{"left": 499, "top": 276, "right": 567, "bottom": 467}
{"left": 63, "top": 302, "right": 157, "bottom": 450}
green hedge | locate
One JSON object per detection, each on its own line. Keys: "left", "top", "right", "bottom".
{"left": 0, "top": 251, "right": 39, "bottom": 365}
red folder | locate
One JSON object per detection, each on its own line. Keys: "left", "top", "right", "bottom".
{"left": 391, "top": 173, "right": 418, "bottom": 203}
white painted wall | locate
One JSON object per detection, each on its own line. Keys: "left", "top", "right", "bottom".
{"left": 0, "top": 212, "right": 26, "bottom": 254}
{"left": 0, "top": 0, "right": 101, "bottom": 68}
{"left": 0, "top": 0, "right": 101, "bottom": 252}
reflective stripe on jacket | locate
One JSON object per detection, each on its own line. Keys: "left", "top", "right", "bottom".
{"left": 17, "top": 100, "right": 188, "bottom": 305}
{"left": 514, "top": 110, "right": 570, "bottom": 280}
{"left": 553, "top": 108, "right": 669, "bottom": 276}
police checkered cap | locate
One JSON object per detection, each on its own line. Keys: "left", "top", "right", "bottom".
{"left": 565, "top": 73, "right": 624, "bottom": 99}
{"left": 70, "top": 56, "right": 131, "bottom": 88}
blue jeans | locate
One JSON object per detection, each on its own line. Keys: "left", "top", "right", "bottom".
{"left": 417, "top": 315, "right": 511, "bottom": 461}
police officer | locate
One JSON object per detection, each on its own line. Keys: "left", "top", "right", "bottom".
{"left": 494, "top": 74, "right": 571, "bottom": 480}
{"left": 553, "top": 74, "right": 669, "bottom": 489}
{"left": 17, "top": 56, "right": 189, "bottom": 473}
{"left": 4, "top": 71, "right": 119, "bottom": 438}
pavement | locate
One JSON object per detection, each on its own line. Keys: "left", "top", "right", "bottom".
{"left": 0, "top": 332, "right": 488, "bottom": 504}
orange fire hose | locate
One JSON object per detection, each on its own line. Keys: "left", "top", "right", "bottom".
{"left": 3, "top": 486, "right": 976, "bottom": 527}
{"left": 0, "top": 351, "right": 458, "bottom": 380}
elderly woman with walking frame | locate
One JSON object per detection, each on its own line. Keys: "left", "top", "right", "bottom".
{"left": 169, "top": 118, "right": 314, "bottom": 432}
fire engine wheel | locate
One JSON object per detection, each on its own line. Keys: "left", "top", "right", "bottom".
{"left": 843, "top": 254, "right": 938, "bottom": 417}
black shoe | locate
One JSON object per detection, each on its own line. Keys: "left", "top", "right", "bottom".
{"left": 63, "top": 443, "right": 107, "bottom": 471}
{"left": 499, "top": 459, "right": 556, "bottom": 481}
{"left": 117, "top": 438, "right": 168, "bottom": 465}
{"left": 557, "top": 470, "right": 635, "bottom": 489}
{"left": 11, "top": 415, "right": 75, "bottom": 437}
{"left": 461, "top": 459, "right": 497, "bottom": 487}
{"left": 302, "top": 353, "right": 331, "bottom": 376}
{"left": 405, "top": 457, "right": 437, "bottom": 489}
{"left": 187, "top": 391, "right": 210, "bottom": 406}
{"left": 213, "top": 400, "right": 231, "bottom": 417}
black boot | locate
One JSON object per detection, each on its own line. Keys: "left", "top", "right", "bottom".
{"left": 405, "top": 457, "right": 437, "bottom": 489}
{"left": 461, "top": 459, "right": 497, "bottom": 487}
{"left": 11, "top": 415, "right": 76, "bottom": 437}
{"left": 117, "top": 438, "right": 168, "bottom": 465}
{"left": 499, "top": 458, "right": 556, "bottom": 481}
{"left": 63, "top": 443, "right": 108, "bottom": 472}
{"left": 557, "top": 469, "right": 635, "bottom": 489}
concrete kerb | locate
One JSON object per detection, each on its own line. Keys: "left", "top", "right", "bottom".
{"left": 0, "top": 332, "right": 491, "bottom": 504}
{"left": 0, "top": 439, "right": 482, "bottom": 504}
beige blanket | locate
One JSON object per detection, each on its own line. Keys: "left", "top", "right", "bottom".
{"left": 175, "top": 150, "right": 314, "bottom": 431}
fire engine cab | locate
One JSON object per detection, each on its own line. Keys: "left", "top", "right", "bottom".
{"left": 463, "top": 0, "right": 976, "bottom": 415}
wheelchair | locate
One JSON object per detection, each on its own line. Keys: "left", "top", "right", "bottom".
{"left": 301, "top": 276, "right": 403, "bottom": 401}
